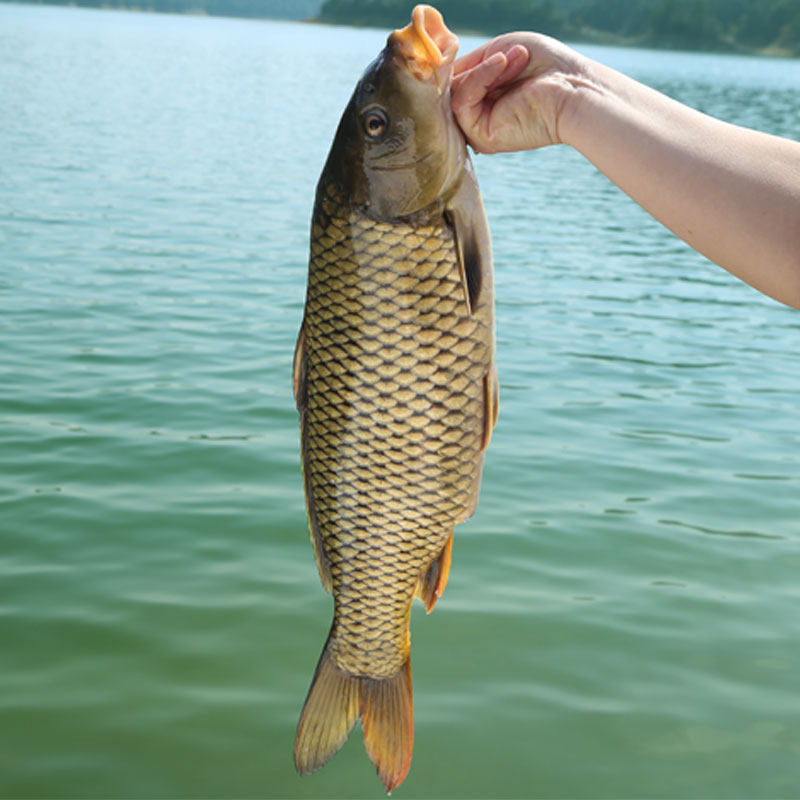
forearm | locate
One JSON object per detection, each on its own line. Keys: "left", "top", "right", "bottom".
{"left": 559, "top": 60, "right": 800, "bottom": 308}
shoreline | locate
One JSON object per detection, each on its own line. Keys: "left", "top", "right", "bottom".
{"left": 2, "top": 1, "right": 796, "bottom": 59}
{"left": 306, "top": 15, "right": 797, "bottom": 59}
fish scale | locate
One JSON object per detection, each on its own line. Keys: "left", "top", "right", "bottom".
{"left": 302, "top": 187, "right": 492, "bottom": 679}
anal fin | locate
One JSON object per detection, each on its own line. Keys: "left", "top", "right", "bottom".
{"left": 415, "top": 532, "right": 453, "bottom": 613}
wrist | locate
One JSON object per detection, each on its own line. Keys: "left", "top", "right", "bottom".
{"left": 551, "top": 54, "right": 609, "bottom": 148}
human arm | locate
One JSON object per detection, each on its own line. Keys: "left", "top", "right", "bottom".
{"left": 451, "top": 34, "right": 800, "bottom": 309}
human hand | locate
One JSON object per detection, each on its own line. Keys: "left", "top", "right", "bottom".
{"left": 451, "top": 33, "right": 587, "bottom": 154}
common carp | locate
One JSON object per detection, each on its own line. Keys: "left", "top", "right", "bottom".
{"left": 292, "top": 5, "right": 497, "bottom": 792}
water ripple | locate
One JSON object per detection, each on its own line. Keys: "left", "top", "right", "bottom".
{"left": 658, "top": 518, "right": 785, "bottom": 541}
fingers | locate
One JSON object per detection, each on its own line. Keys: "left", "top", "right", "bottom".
{"left": 452, "top": 51, "right": 507, "bottom": 115}
{"left": 452, "top": 34, "right": 579, "bottom": 153}
{"left": 453, "top": 41, "right": 492, "bottom": 77}
{"left": 451, "top": 52, "right": 510, "bottom": 153}
{"left": 453, "top": 44, "right": 530, "bottom": 105}
{"left": 454, "top": 37, "right": 532, "bottom": 76}
{"left": 451, "top": 44, "right": 530, "bottom": 139}
{"left": 492, "top": 44, "right": 530, "bottom": 89}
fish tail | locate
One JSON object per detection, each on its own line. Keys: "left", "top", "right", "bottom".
{"left": 294, "top": 638, "right": 413, "bottom": 794}
{"left": 294, "top": 637, "right": 360, "bottom": 777}
{"left": 361, "top": 658, "right": 413, "bottom": 794}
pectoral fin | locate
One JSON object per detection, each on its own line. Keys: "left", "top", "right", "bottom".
{"left": 445, "top": 157, "right": 492, "bottom": 317}
{"left": 446, "top": 206, "right": 482, "bottom": 316}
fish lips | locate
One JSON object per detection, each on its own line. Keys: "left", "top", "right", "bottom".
{"left": 386, "top": 4, "right": 459, "bottom": 92}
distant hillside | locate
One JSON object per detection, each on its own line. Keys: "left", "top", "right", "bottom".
{"left": 5, "top": 0, "right": 800, "bottom": 55}
{"left": 2, "top": 0, "right": 325, "bottom": 20}
{"left": 316, "top": 0, "right": 800, "bottom": 56}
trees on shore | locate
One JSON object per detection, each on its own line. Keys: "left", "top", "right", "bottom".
{"left": 318, "top": 0, "right": 800, "bottom": 55}
{"left": 11, "top": 0, "right": 800, "bottom": 55}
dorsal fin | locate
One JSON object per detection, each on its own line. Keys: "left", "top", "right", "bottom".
{"left": 293, "top": 323, "right": 307, "bottom": 411}
{"left": 293, "top": 322, "right": 333, "bottom": 593}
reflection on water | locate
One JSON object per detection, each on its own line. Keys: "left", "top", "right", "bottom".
{"left": 2, "top": 4, "right": 800, "bottom": 798}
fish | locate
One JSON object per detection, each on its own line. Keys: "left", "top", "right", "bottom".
{"left": 292, "top": 4, "right": 498, "bottom": 793}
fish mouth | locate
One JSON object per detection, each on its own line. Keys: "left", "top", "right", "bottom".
{"left": 387, "top": 4, "right": 458, "bottom": 87}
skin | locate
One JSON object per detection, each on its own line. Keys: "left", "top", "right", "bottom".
{"left": 451, "top": 33, "right": 800, "bottom": 309}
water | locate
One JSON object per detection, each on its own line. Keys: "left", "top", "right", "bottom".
{"left": 2, "top": 4, "right": 800, "bottom": 797}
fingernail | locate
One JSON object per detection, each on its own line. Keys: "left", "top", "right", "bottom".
{"left": 485, "top": 52, "right": 506, "bottom": 69}
{"left": 507, "top": 45, "right": 527, "bottom": 64}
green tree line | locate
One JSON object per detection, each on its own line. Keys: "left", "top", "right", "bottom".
{"left": 7, "top": 0, "right": 800, "bottom": 55}
{"left": 318, "top": 0, "right": 800, "bottom": 55}
{"left": 3, "top": 0, "right": 324, "bottom": 20}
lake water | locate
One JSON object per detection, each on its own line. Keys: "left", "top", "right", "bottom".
{"left": 2, "top": 3, "right": 800, "bottom": 798}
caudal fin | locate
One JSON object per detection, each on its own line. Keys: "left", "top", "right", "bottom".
{"left": 294, "top": 640, "right": 360, "bottom": 776}
{"left": 294, "top": 641, "right": 413, "bottom": 794}
{"left": 362, "top": 659, "right": 413, "bottom": 793}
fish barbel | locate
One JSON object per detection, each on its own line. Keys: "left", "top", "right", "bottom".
{"left": 292, "top": 5, "right": 497, "bottom": 792}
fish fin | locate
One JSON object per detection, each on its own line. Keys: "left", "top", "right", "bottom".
{"left": 481, "top": 366, "right": 499, "bottom": 452}
{"left": 446, "top": 206, "right": 481, "bottom": 316}
{"left": 294, "top": 636, "right": 360, "bottom": 777}
{"left": 415, "top": 531, "right": 453, "bottom": 613}
{"left": 301, "top": 428, "right": 333, "bottom": 593}
{"left": 491, "top": 365, "right": 500, "bottom": 428}
{"left": 292, "top": 323, "right": 307, "bottom": 411}
{"left": 445, "top": 156, "right": 493, "bottom": 317}
{"left": 361, "top": 658, "right": 414, "bottom": 794}
{"left": 295, "top": 322, "right": 333, "bottom": 593}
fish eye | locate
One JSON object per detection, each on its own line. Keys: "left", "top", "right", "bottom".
{"left": 362, "top": 109, "right": 389, "bottom": 141}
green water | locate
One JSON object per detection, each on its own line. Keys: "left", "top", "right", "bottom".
{"left": 2, "top": 4, "right": 800, "bottom": 797}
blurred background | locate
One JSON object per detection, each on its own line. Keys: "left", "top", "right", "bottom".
{"left": 6, "top": 0, "right": 800, "bottom": 54}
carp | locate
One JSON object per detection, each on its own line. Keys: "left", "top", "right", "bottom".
{"left": 292, "top": 5, "right": 497, "bottom": 792}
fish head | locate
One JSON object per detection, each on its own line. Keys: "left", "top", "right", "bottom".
{"left": 322, "top": 5, "right": 466, "bottom": 219}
